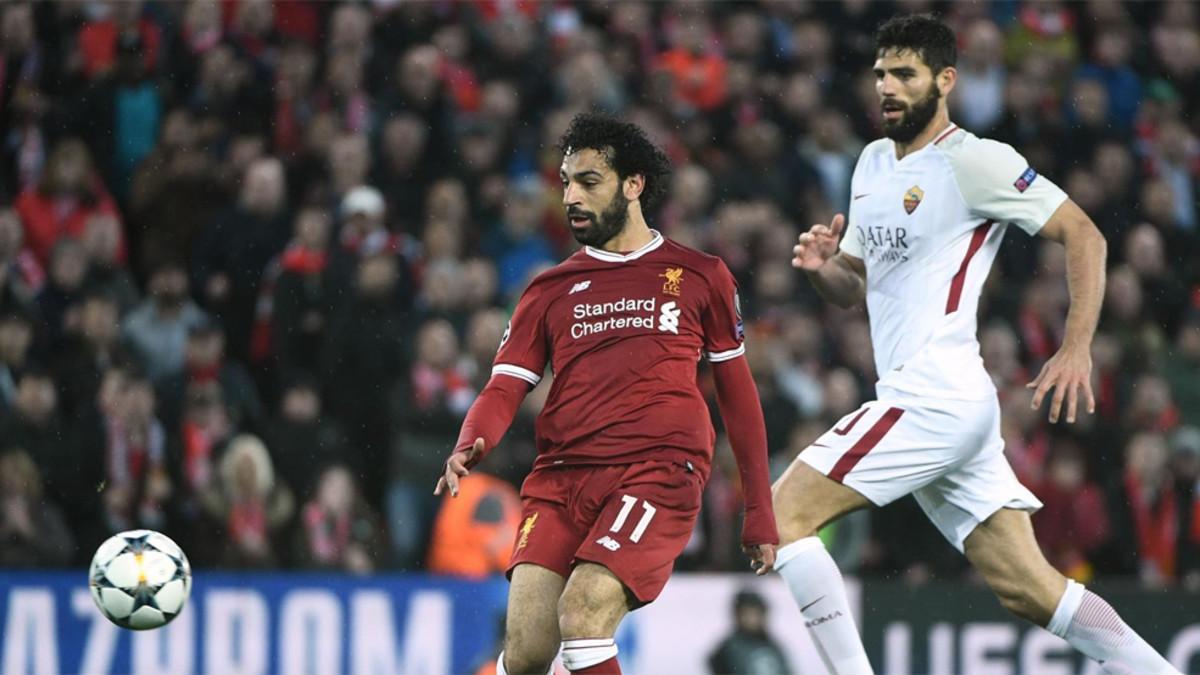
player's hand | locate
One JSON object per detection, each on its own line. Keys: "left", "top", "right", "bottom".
{"left": 1027, "top": 346, "right": 1094, "bottom": 424}
{"left": 743, "top": 544, "right": 777, "bottom": 576}
{"left": 792, "top": 214, "right": 845, "bottom": 271}
{"left": 434, "top": 438, "right": 485, "bottom": 497}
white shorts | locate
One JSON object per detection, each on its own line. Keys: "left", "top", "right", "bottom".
{"left": 799, "top": 388, "right": 1042, "bottom": 552}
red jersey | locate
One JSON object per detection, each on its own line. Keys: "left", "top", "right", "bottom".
{"left": 493, "top": 231, "right": 744, "bottom": 478}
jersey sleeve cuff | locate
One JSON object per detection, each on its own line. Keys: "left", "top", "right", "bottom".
{"left": 705, "top": 345, "right": 745, "bottom": 363}
{"left": 492, "top": 363, "right": 542, "bottom": 386}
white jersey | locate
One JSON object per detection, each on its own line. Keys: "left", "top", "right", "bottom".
{"left": 839, "top": 124, "right": 1068, "bottom": 400}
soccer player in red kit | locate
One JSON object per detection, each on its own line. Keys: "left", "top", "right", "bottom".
{"left": 435, "top": 113, "right": 779, "bottom": 675}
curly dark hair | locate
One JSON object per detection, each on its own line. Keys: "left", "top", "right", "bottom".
{"left": 557, "top": 112, "right": 672, "bottom": 211}
{"left": 875, "top": 14, "right": 957, "bottom": 75}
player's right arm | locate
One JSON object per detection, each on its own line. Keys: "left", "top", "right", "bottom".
{"left": 435, "top": 281, "right": 549, "bottom": 497}
{"left": 792, "top": 213, "right": 866, "bottom": 309}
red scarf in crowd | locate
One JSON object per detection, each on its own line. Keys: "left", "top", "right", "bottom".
{"left": 1124, "top": 471, "right": 1178, "bottom": 580}
{"left": 304, "top": 502, "right": 350, "bottom": 564}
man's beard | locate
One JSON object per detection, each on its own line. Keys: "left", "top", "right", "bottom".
{"left": 883, "top": 82, "right": 941, "bottom": 143}
{"left": 568, "top": 190, "right": 630, "bottom": 248}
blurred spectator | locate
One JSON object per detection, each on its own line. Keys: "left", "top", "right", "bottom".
{"left": 0, "top": 207, "right": 44, "bottom": 311}
{"left": 192, "top": 157, "right": 290, "bottom": 361}
{"left": 427, "top": 450, "right": 521, "bottom": 578}
{"left": 0, "top": 309, "right": 34, "bottom": 415}
{"left": 158, "top": 319, "right": 263, "bottom": 436}
{"left": 330, "top": 185, "right": 416, "bottom": 311}
{"left": 656, "top": 7, "right": 727, "bottom": 113}
{"left": 294, "top": 464, "right": 383, "bottom": 574}
{"left": 1143, "top": 118, "right": 1198, "bottom": 232}
{"left": 200, "top": 434, "right": 294, "bottom": 569}
{"left": 390, "top": 318, "right": 475, "bottom": 568}
{"left": 15, "top": 139, "right": 125, "bottom": 268}
{"left": 1169, "top": 426, "right": 1200, "bottom": 589}
{"left": 122, "top": 260, "right": 208, "bottom": 382}
{"left": 1165, "top": 312, "right": 1200, "bottom": 428}
{"left": 1075, "top": 27, "right": 1141, "bottom": 131}
{"left": 53, "top": 289, "right": 125, "bottom": 420}
{"left": 0, "top": 368, "right": 74, "bottom": 500}
{"left": 77, "top": 1, "right": 161, "bottom": 80}
{"left": 322, "top": 253, "right": 408, "bottom": 510}
{"left": 98, "top": 369, "right": 171, "bottom": 535}
{"left": 707, "top": 589, "right": 790, "bottom": 675}
{"left": 953, "top": 19, "right": 1006, "bottom": 132}
{"left": 80, "top": 214, "right": 138, "bottom": 313}
{"left": 1111, "top": 432, "right": 1180, "bottom": 586}
{"left": 35, "top": 238, "right": 89, "bottom": 349}
{"left": 260, "top": 205, "right": 336, "bottom": 374}
{"left": 1033, "top": 437, "right": 1110, "bottom": 582}
{"left": 0, "top": 450, "right": 74, "bottom": 568}
{"left": 484, "top": 176, "right": 556, "bottom": 297}
{"left": 262, "top": 375, "right": 348, "bottom": 501}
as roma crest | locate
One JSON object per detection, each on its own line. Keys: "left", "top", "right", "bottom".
{"left": 903, "top": 185, "right": 924, "bottom": 214}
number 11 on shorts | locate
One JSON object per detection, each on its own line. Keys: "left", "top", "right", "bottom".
{"left": 611, "top": 495, "right": 657, "bottom": 543}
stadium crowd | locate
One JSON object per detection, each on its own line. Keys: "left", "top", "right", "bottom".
{"left": 0, "top": 0, "right": 1198, "bottom": 589}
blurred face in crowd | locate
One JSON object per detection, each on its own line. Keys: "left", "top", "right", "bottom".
{"left": 241, "top": 158, "right": 286, "bottom": 216}
{"left": 82, "top": 214, "right": 122, "bottom": 267}
{"left": 186, "top": 330, "right": 224, "bottom": 368}
{"left": 822, "top": 368, "right": 861, "bottom": 419}
{"left": 0, "top": 315, "right": 32, "bottom": 365}
{"left": 467, "top": 308, "right": 508, "bottom": 365}
{"left": 381, "top": 115, "right": 427, "bottom": 172}
{"left": 417, "top": 319, "right": 459, "bottom": 369}
{"left": 46, "top": 140, "right": 92, "bottom": 195}
{"left": 16, "top": 374, "right": 57, "bottom": 424}
{"left": 1126, "top": 432, "right": 1169, "bottom": 486}
{"left": 1125, "top": 224, "right": 1165, "bottom": 278}
{"left": 1105, "top": 266, "right": 1143, "bottom": 322}
{"left": 561, "top": 148, "right": 642, "bottom": 248}
{"left": 328, "top": 134, "right": 370, "bottom": 191}
{"left": 328, "top": 4, "right": 370, "bottom": 54}
{"left": 317, "top": 466, "right": 355, "bottom": 515}
{"left": 281, "top": 385, "right": 320, "bottom": 423}
{"left": 399, "top": 45, "right": 440, "bottom": 103}
{"left": 735, "top": 601, "right": 767, "bottom": 635}
{"left": 80, "top": 296, "right": 119, "bottom": 346}
{"left": 461, "top": 258, "right": 498, "bottom": 309}
{"left": 50, "top": 240, "right": 88, "bottom": 290}
{"left": 1, "top": 3, "right": 34, "bottom": 56}
{"left": 294, "top": 208, "right": 331, "bottom": 250}
{"left": 1178, "top": 318, "right": 1200, "bottom": 362}
{"left": 1047, "top": 444, "right": 1086, "bottom": 490}
{"left": 149, "top": 265, "right": 189, "bottom": 309}
{"left": 0, "top": 208, "right": 24, "bottom": 260}
{"left": 874, "top": 48, "right": 953, "bottom": 143}
{"left": 356, "top": 254, "right": 398, "bottom": 300}
{"left": 122, "top": 378, "right": 156, "bottom": 427}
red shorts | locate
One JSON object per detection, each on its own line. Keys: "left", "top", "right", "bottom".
{"left": 507, "top": 460, "right": 703, "bottom": 606}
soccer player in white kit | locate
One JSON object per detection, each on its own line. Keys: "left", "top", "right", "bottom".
{"left": 771, "top": 15, "right": 1180, "bottom": 675}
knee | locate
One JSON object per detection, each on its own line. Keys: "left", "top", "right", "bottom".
{"left": 990, "top": 577, "right": 1058, "bottom": 625}
{"left": 771, "top": 482, "right": 819, "bottom": 543}
{"left": 557, "top": 588, "right": 616, "bottom": 640}
{"left": 504, "top": 629, "right": 558, "bottom": 675}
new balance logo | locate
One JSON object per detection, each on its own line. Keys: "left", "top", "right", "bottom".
{"left": 569, "top": 280, "right": 592, "bottom": 295}
{"left": 658, "top": 301, "right": 680, "bottom": 334}
{"left": 595, "top": 536, "right": 621, "bottom": 551}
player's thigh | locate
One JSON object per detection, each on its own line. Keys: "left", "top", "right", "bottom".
{"left": 771, "top": 459, "right": 872, "bottom": 543}
{"left": 505, "top": 563, "right": 567, "bottom": 669}
{"left": 964, "top": 508, "right": 1066, "bottom": 624}
{"left": 572, "top": 461, "right": 702, "bottom": 609}
{"left": 558, "top": 561, "right": 634, "bottom": 639}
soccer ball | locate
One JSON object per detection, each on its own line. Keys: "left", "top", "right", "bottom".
{"left": 89, "top": 529, "right": 192, "bottom": 630}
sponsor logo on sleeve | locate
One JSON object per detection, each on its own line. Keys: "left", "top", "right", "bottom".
{"left": 1014, "top": 166, "right": 1037, "bottom": 192}
{"left": 734, "top": 291, "right": 744, "bottom": 340}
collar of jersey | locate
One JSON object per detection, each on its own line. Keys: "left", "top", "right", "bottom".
{"left": 584, "top": 229, "right": 664, "bottom": 262}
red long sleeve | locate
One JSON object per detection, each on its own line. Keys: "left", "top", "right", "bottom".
{"left": 712, "top": 357, "right": 780, "bottom": 547}
{"left": 452, "top": 374, "right": 530, "bottom": 468}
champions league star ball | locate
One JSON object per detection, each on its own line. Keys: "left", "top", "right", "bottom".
{"left": 89, "top": 530, "right": 192, "bottom": 630}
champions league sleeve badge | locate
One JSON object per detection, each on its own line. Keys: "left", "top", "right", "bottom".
{"left": 1014, "top": 167, "right": 1038, "bottom": 192}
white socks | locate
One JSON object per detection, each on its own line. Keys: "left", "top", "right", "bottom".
{"left": 560, "top": 638, "right": 617, "bottom": 671}
{"left": 777, "top": 536, "right": 875, "bottom": 674}
{"left": 1048, "top": 580, "right": 1180, "bottom": 675}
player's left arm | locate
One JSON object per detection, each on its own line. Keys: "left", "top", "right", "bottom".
{"left": 1028, "top": 199, "right": 1107, "bottom": 424}
{"left": 951, "top": 138, "right": 1106, "bottom": 425}
{"left": 712, "top": 357, "right": 780, "bottom": 575}
{"left": 702, "top": 259, "right": 779, "bottom": 574}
